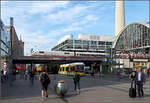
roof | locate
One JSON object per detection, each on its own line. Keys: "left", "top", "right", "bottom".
{"left": 60, "top": 62, "right": 85, "bottom": 67}
{"left": 113, "top": 22, "right": 150, "bottom": 48}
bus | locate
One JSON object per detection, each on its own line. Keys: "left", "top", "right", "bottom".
{"left": 58, "top": 62, "right": 86, "bottom": 76}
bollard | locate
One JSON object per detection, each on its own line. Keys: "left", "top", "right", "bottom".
{"left": 54, "top": 80, "right": 68, "bottom": 97}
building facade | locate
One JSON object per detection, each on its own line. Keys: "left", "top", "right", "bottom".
{"left": 51, "top": 34, "right": 115, "bottom": 57}
{"left": 6, "top": 17, "right": 24, "bottom": 57}
{"left": 113, "top": 22, "right": 150, "bottom": 69}
{"left": 0, "top": 18, "right": 24, "bottom": 73}
{"left": 0, "top": 20, "right": 10, "bottom": 71}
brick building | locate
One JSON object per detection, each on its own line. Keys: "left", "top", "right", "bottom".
{"left": 6, "top": 17, "right": 24, "bottom": 57}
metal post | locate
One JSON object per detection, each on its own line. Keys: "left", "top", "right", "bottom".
{"left": 31, "top": 63, "right": 33, "bottom": 71}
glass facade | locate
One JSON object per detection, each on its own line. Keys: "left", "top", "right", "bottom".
{"left": 52, "top": 39, "right": 112, "bottom": 52}
{"left": 0, "top": 20, "right": 10, "bottom": 71}
{"left": 0, "top": 20, "right": 10, "bottom": 58}
{"left": 114, "top": 22, "right": 150, "bottom": 53}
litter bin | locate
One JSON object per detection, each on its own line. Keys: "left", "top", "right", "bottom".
{"left": 55, "top": 80, "right": 68, "bottom": 96}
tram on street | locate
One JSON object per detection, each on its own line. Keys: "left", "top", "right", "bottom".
{"left": 58, "top": 62, "right": 86, "bottom": 76}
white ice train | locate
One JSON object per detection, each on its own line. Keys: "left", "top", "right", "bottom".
{"left": 32, "top": 50, "right": 108, "bottom": 57}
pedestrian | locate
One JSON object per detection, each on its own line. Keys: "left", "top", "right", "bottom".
{"left": 135, "top": 67, "right": 146, "bottom": 98}
{"left": 20, "top": 71, "right": 24, "bottom": 80}
{"left": 24, "top": 70, "right": 28, "bottom": 80}
{"left": 3, "top": 63, "right": 8, "bottom": 81}
{"left": 39, "top": 70, "right": 50, "bottom": 100}
{"left": 147, "top": 68, "right": 150, "bottom": 77}
{"left": 117, "top": 69, "right": 121, "bottom": 81}
{"left": 90, "top": 69, "right": 95, "bottom": 80}
{"left": 73, "top": 71, "right": 80, "bottom": 94}
{"left": 1, "top": 69, "right": 4, "bottom": 83}
{"left": 1, "top": 69, "right": 4, "bottom": 75}
{"left": 3, "top": 69, "right": 8, "bottom": 81}
{"left": 29, "top": 70, "right": 35, "bottom": 85}
{"left": 129, "top": 68, "right": 137, "bottom": 89}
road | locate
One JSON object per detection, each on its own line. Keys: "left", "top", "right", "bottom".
{"left": 1, "top": 74, "right": 150, "bottom": 103}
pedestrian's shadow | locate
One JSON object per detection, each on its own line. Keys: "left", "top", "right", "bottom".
{"left": 59, "top": 97, "right": 69, "bottom": 103}
{"left": 52, "top": 96, "right": 70, "bottom": 103}
{"left": 64, "top": 93, "right": 77, "bottom": 98}
{"left": 64, "top": 88, "right": 96, "bottom": 99}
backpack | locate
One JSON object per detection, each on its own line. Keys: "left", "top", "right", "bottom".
{"left": 74, "top": 74, "right": 80, "bottom": 82}
{"left": 40, "top": 73, "right": 50, "bottom": 84}
{"left": 29, "top": 71, "right": 34, "bottom": 77}
{"left": 147, "top": 69, "right": 150, "bottom": 73}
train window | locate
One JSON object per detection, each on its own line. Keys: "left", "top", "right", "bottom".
{"left": 70, "top": 67, "right": 75, "bottom": 71}
{"left": 66, "top": 67, "right": 69, "bottom": 71}
{"left": 65, "top": 52, "right": 70, "bottom": 54}
{"left": 39, "top": 51, "right": 44, "bottom": 53}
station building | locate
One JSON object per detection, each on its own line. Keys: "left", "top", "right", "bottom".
{"left": 113, "top": 22, "right": 150, "bottom": 71}
{"left": 51, "top": 34, "right": 115, "bottom": 57}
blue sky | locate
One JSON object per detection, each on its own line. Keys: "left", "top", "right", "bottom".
{"left": 1, "top": 1, "right": 149, "bottom": 55}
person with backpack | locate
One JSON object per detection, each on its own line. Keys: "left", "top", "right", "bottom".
{"left": 39, "top": 70, "right": 50, "bottom": 100}
{"left": 73, "top": 71, "right": 80, "bottom": 94}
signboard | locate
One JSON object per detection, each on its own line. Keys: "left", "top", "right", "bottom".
{"left": 133, "top": 59, "right": 148, "bottom": 62}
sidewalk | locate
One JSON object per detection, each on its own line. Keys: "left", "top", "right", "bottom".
{"left": 1, "top": 75, "right": 150, "bottom": 103}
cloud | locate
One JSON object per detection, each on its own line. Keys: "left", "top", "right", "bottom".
{"left": 1, "top": 1, "right": 114, "bottom": 55}
{"left": 28, "top": 1, "right": 70, "bottom": 15}
{"left": 42, "top": 3, "right": 101, "bottom": 25}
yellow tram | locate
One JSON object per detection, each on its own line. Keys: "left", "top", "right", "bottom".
{"left": 58, "top": 62, "right": 86, "bottom": 76}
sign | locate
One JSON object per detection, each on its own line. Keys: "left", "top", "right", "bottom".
{"left": 133, "top": 59, "right": 148, "bottom": 62}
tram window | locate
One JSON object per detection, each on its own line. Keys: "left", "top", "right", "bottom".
{"left": 76, "top": 65, "right": 84, "bottom": 72}
{"left": 70, "top": 67, "right": 72, "bottom": 71}
{"left": 66, "top": 67, "right": 69, "bottom": 71}
{"left": 71, "top": 67, "right": 75, "bottom": 71}
{"left": 62, "top": 68, "right": 64, "bottom": 71}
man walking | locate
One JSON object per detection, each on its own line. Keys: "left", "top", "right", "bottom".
{"left": 73, "top": 71, "right": 80, "bottom": 94}
{"left": 29, "top": 70, "right": 35, "bottom": 85}
{"left": 147, "top": 68, "right": 150, "bottom": 77}
{"left": 90, "top": 69, "right": 95, "bottom": 80}
{"left": 135, "top": 67, "right": 146, "bottom": 98}
{"left": 39, "top": 70, "right": 50, "bottom": 100}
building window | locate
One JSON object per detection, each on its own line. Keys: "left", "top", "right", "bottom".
{"left": 75, "top": 45, "right": 82, "bottom": 49}
{"left": 98, "top": 41, "right": 105, "bottom": 45}
{"left": 91, "top": 41, "right": 97, "bottom": 45}
{"left": 74, "top": 40, "right": 82, "bottom": 44}
{"left": 82, "top": 40, "right": 89, "bottom": 45}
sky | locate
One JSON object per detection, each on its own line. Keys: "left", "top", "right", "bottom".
{"left": 1, "top": 1, "right": 149, "bottom": 56}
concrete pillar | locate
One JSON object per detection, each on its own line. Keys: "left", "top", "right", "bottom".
{"left": 31, "top": 63, "right": 33, "bottom": 71}
{"left": 115, "top": 0, "right": 125, "bottom": 36}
